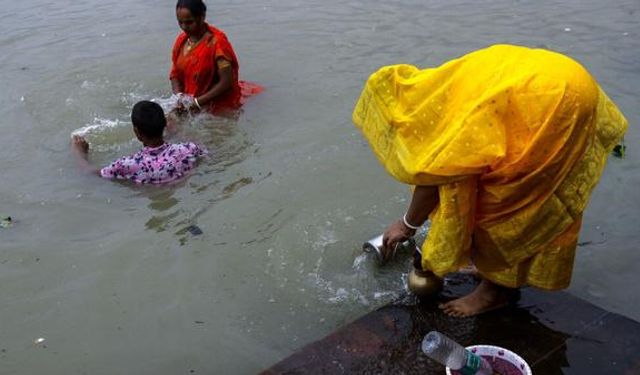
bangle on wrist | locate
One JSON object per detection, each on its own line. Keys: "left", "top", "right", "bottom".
{"left": 194, "top": 97, "right": 202, "bottom": 109}
{"left": 402, "top": 213, "right": 420, "bottom": 231}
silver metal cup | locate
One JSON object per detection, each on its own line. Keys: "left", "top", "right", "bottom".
{"left": 363, "top": 234, "right": 418, "bottom": 265}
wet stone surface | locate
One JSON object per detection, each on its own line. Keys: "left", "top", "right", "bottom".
{"left": 262, "top": 274, "right": 640, "bottom": 374}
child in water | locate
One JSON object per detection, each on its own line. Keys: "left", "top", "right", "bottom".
{"left": 72, "top": 100, "right": 207, "bottom": 184}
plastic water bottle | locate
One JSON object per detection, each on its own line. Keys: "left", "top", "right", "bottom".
{"left": 422, "top": 331, "right": 493, "bottom": 375}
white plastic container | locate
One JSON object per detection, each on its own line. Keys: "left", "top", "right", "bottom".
{"left": 445, "top": 345, "right": 532, "bottom": 375}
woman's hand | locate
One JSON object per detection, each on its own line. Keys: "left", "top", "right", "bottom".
{"left": 382, "top": 219, "right": 416, "bottom": 262}
{"left": 176, "top": 93, "right": 195, "bottom": 110}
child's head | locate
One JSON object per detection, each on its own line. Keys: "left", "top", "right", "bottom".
{"left": 131, "top": 101, "right": 166, "bottom": 141}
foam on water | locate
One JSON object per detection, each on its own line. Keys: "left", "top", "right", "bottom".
{"left": 305, "top": 246, "right": 407, "bottom": 307}
{"left": 352, "top": 253, "right": 369, "bottom": 270}
{"left": 71, "top": 117, "right": 127, "bottom": 137}
{"left": 68, "top": 93, "right": 189, "bottom": 151}
{"left": 150, "top": 94, "right": 181, "bottom": 113}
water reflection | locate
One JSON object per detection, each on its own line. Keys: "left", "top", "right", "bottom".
{"left": 142, "top": 188, "right": 181, "bottom": 233}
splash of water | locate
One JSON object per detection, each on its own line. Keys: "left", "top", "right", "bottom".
{"left": 151, "top": 94, "right": 182, "bottom": 113}
{"left": 71, "top": 117, "right": 126, "bottom": 137}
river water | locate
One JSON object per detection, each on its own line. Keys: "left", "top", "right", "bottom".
{"left": 1, "top": 0, "right": 638, "bottom": 374}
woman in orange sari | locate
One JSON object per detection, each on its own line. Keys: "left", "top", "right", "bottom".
{"left": 170, "top": 0, "right": 242, "bottom": 113}
{"left": 353, "top": 45, "right": 628, "bottom": 317}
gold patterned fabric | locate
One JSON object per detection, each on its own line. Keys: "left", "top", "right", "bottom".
{"left": 353, "top": 45, "right": 627, "bottom": 289}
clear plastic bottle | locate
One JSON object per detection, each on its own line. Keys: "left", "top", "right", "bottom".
{"left": 421, "top": 331, "right": 493, "bottom": 375}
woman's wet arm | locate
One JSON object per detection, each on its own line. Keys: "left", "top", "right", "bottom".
{"left": 382, "top": 185, "right": 438, "bottom": 251}
{"left": 405, "top": 185, "right": 439, "bottom": 228}
{"left": 171, "top": 78, "right": 183, "bottom": 94}
{"left": 195, "top": 59, "right": 232, "bottom": 106}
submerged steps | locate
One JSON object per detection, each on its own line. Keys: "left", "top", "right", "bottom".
{"left": 262, "top": 274, "right": 640, "bottom": 374}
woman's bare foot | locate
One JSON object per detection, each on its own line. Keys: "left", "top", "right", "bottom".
{"left": 439, "top": 278, "right": 512, "bottom": 317}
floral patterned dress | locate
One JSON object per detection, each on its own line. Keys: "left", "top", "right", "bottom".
{"left": 100, "top": 142, "right": 207, "bottom": 184}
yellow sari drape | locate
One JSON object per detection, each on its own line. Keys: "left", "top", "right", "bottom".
{"left": 353, "top": 45, "right": 627, "bottom": 289}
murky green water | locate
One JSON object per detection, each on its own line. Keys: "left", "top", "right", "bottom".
{"left": 1, "top": 0, "right": 638, "bottom": 373}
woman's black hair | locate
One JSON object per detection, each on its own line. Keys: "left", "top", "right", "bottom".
{"left": 176, "top": 0, "right": 207, "bottom": 18}
{"left": 131, "top": 101, "right": 166, "bottom": 139}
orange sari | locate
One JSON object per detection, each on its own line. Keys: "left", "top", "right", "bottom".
{"left": 170, "top": 24, "right": 242, "bottom": 111}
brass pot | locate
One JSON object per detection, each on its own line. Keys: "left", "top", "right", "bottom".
{"left": 408, "top": 268, "right": 442, "bottom": 297}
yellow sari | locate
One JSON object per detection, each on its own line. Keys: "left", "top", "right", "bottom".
{"left": 353, "top": 45, "right": 627, "bottom": 289}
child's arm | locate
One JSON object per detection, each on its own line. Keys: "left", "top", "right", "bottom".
{"left": 71, "top": 135, "right": 101, "bottom": 176}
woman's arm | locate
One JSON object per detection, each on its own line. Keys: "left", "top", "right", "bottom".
{"left": 194, "top": 58, "right": 233, "bottom": 108}
{"left": 405, "top": 185, "right": 439, "bottom": 227}
{"left": 382, "top": 185, "right": 439, "bottom": 260}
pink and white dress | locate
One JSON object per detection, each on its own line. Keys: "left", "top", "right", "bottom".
{"left": 100, "top": 142, "right": 207, "bottom": 184}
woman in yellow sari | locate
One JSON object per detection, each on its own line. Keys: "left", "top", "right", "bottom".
{"left": 353, "top": 45, "right": 627, "bottom": 317}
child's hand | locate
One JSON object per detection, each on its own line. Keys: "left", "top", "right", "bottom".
{"left": 165, "top": 113, "right": 179, "bottom": 135}
{"left": 70, "top": 135, "right": 99, "bottom": 174}
{"left": 72, "top": 135, "right": 89, "bottom": 154}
